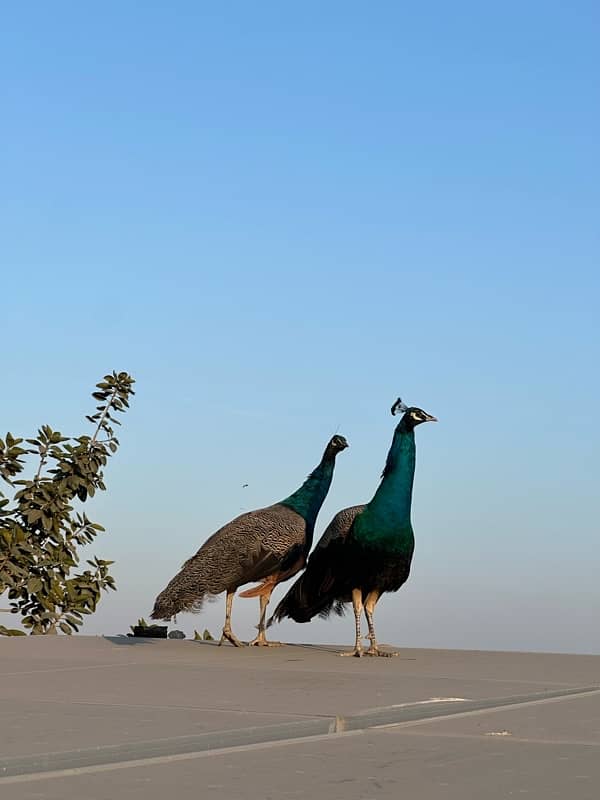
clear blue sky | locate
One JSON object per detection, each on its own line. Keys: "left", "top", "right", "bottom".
{"left": 2, "top": 2, "right": 598, "bottom": 653}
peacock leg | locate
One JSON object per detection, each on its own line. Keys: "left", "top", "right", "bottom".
{"left": 364, "top": 590, "right": 397, "bottom": 657}
{"left": 340, "top": 588, "right": 364, "bottom": 657}
{"left": 218, "top": 589, "right": 244, "bottom": 647}
{"left": 248, "top": 588, "right": 281, "bottom": 647}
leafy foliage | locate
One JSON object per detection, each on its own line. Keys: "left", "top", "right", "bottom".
{"left": 0, "top": 372, "right": 135, "bottom": 635}
{"left": 194, "top": 628, "right": 214, "bottom": 641}
{"left": 130, "top": 617, "right": 150, "bottom": 634}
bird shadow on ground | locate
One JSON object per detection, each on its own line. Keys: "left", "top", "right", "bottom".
{"left": 103, "top": 635, "right": 156, "bottom": 646}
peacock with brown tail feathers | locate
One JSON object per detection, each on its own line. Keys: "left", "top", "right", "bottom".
{"left": 269, "top": 398, "right": 436, "bottom": 657}
{"left": 150, "top": 434, "right": 348, "bottom": 647}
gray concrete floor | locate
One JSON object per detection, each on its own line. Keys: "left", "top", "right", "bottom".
{"left": 1, "top": 636, "right": 599, "bottom": 798}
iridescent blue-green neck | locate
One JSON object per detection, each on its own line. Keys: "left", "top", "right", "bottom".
{"left": 371, "top": 427, "right": 416, "bottom": 519}
{"left": 352, "top": 426, "right": 416, "bottom": 550}
{"left": 279, "top": 457, "right": 335, "bottom": 531}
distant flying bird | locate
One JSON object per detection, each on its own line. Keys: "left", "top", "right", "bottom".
{"left": 151, "top": 435, "right": 349, "bottom": 647}
{"left": 270, "top": 399, "right": 436, "bottom": 657}
{"left": 242, "top": 484, "right": 249, "bottom": 488}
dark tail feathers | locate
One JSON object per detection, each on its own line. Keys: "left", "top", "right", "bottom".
{"left": 268, "top": 568, "right": 337, "bottom": 627}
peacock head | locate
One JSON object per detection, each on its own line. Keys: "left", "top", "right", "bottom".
{"left": 325, "top": 434, "right": 349, "bottom": 457}
{"left": 391, "top": 398, "right": 437, "bottom": 431}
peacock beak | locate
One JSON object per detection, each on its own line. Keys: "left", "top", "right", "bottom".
{"left": 424, "top": 413, "right": 438, "bottom": 422}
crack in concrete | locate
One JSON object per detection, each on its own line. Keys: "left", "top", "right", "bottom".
{"left": 1, "top": 684, "right": 598, "bottom": 781}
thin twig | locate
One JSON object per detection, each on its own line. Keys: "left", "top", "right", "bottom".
{"left": 34, "top": 450, "right": 48, "bottom": 483}
{"left": 90, "top": 387, "right": 119, "bottom": 446}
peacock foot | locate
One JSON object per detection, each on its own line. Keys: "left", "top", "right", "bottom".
{"left": 248, "top": 636, "right": 282, "bottom": 647}
{"left": 339, "top": 646, "right": 364, "bottom": 658}
{"left": 365, "top": 646, "right": 398, "bottom": 658}
{"left": 218, "top": 628, "right": 244, "bottom": 647}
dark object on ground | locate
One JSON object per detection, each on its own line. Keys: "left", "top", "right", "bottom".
{"left": 168, "top": 630, "right": 186, "bottom": 639}
{"left": 132, "top": 625, "right": 167, "bottom": 638}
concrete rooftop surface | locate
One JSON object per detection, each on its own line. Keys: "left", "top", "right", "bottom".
{"left": 1, "top": 636, "right": 599, "bottom": 799}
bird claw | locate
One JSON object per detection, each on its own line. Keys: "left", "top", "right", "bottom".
{"left": 339, "top": 647, "right": 363, "bottom": 658}
{"left": 248, "top": 636, "right": 281, "bottom": 647}
{"left": 218, "top": 628, "right": 244, "bottom": 647}
{"left": 365, "top": 647, "right": 398, "bottom": 658}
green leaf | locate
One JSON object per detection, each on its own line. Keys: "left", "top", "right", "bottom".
{"left": 0, "top": 626, "right": 26, "bottom": 636}
{"left": 27, "top": 577, "right": 43, "bottom": 593}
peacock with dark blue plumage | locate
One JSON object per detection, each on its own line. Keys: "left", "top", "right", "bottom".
{"left": 269, "top": 399, "right": 436, "bottom": 657}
